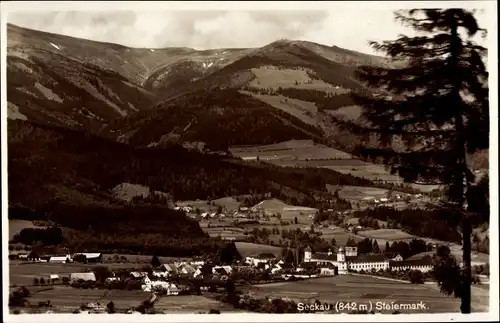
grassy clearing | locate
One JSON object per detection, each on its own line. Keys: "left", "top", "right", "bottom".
{"left": 230, "top": 140, "right": 352, "bottom": 161}
{"left": 357, "top": 229, "right": 416, "bottom": 241}
{"left": 247, "top": 92, "right": 318, "bottom": 126}
{"left": 249, "top": 67, "right": 348, "bottom": 93}
{"left": 155, "top": 295, "right": 239, "bottom": 313}
{"left": 326, "top": 105, "right": 362, "bottom": 120}
{"left": 235, "top": 242, "right": 283, "bottom": 258}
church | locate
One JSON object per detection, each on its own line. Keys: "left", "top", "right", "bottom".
{"left": 302, "top": 242, "right": 434, "bottom": 275}
{"left": 303, "top": 244, "right": 389, "bottom": 274}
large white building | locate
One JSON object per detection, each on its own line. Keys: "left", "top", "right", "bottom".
{"left": 303, "top": 244, "right": 434, "bottom": 274}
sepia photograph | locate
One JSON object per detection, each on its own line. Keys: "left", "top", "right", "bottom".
{"left": 1, "top": 1, "right": 497, "bottom": 321}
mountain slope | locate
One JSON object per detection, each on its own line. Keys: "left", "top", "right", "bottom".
{"left": 7, "top": 24, "right": 161, "bottom": 131}
{"left": 8, "top": 119, "right": 378, "bottom": 209}
{"left": 107, "top": 89, "right": 323, "bottom": 150}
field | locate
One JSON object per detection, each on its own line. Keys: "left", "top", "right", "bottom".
{"left": 247, "top": 274, "right": 488, "bottom": 313}
{"left": 248, "top": 67, "right": 350, "bottom": 94}
{"left": 229, "top": 139, "right": 352, "bottom": 161}
{"left": 25, "top": 286, "right": 150, "bottom": 312}
{"left": 155, "top": 295, "right": 241, "bottom": 313}
{"left": 315, "top": 226, "right": 364, "bottom": 245}
{"left": 357, "top": 229, "right": 416, "bottom": 241}
{"left": 8, "top": 219, "right": 38, "bottom": 240}
{"left": 8, "top": 261, "right": 149, "bottom": 287}
{"left": 235, "top": 242, "right": 283, "bottom": 258}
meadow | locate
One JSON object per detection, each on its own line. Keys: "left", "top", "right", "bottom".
{"left": 234, "top": 242, "right": 283, "bottom": 258}
{"left": 229, "top": 139, "right": 352, "bottom": 161}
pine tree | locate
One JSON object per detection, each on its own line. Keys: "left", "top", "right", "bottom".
{"left": 150, "top": 255, "right": 161, "bottom": 268}
{"left": 334, "top": 9, "right": 488, "bottom": 313}
{"left": 385, "top": 241, "right": 390, "bottom": 252}
{"left": 372, "top": 240, "right": 381, "bottom": 253}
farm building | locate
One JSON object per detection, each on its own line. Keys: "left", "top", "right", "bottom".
{"left": 390, "top": 256, "right": 435, "bottom": 273}
{"left": 245, "top": 252, "right": 277, "bottom": 267}
{"left": 70, "top": 272, "right": 96, "bottom": 282}
{"left": 130, "top": 271, "right": 149, "bottom": 279}
{"left": 48, "top": 255, "right": 71, "bottom": 263}
{"left": 72, "top": 253, "right": 103, "bottom": 263}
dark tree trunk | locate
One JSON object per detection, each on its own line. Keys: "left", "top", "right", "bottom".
{"left": 450, "top": 13, "right": 471, "bottom": 314}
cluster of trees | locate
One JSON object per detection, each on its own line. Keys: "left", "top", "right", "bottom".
{"left": 242, "top": 226, "right": 332, "bottom": 253}
{"left": 9, "top": 286, "right": 31, "bottom": 308}
{"left": 352, "top": 207, "right": 463, "bottom": 243}
{"left": 12, "top": 227, "right": 63, "bottom": 246}
{"left": 348, "top": 236, "right": 429, "bottom": 259}
{"left": 357, "top": 216, "right": 382, "bottom": 230}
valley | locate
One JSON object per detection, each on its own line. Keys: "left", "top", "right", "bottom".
{"left": 5, "top": 21, "right": 490, "bottom": 315}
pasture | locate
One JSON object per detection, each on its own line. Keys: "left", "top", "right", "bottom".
{"left": 235, "top": 242, "right": 283, "bottom": 258}
{"left": 326, "top": 185, "right": 407, "bottom": 201}
{"left": 248, "top": 66, "right": 349, "bottom": 94}
{"left": 248, "top": 92, "right": 318, "bottom": 126}
{"left": 8, "top": 261, "right": 150, "bottom": 287}
{"left": 230, "top": 139, "right": 352, "bottom": 161}
{"left": 357, "top": 229, "right": 416, "bottom": 241}
{"left": 155, "top": 295, "right": 240, "bottom": 313}
{"left": 247, "top": 274, "right": 487, "bottom": 313}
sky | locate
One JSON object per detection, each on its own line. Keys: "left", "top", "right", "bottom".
{"left": 4, "top": 3, "right": 493, "bottom": 55}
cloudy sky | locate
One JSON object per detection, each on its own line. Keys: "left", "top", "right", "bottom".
{"left": 5, "top": 2, "right": 493, "bottom": 55}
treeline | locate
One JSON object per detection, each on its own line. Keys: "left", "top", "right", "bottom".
{"left": 352, "top": 236, "right": 431, "bottom": 259}
{"left": 353, "top": 207, "right": 462, "bottom": 243}
{"left": 12, "top": 227, "right": 63, "bottom": 246}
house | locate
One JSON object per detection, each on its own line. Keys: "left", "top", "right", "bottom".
{"left": 212, "top": 265, "right": 232, "bottom": 276}
{"left": 390, "top": 256, "right": 434, "bottom": 273}
{"left": 319, "top": 262, "right": 337, "bottom": 276}
{"left": 27, "top": 251, "right": 41, "bottom": 262}
{"left": 130, "top": 271, "right": 149, "bottom": 279}
{"left": 70, "top": 272, "right": 96, "bottom": 283}
{"left": 384, "top": 252, "right": 404, "bottom": 262}
{"left": 49, "top": 274, "right": 60, "bottom": 282}
{"left": 177, "top": 264, "right": 197, "bottom": 276}
{"left": 48, "top": 256, "right": 71, "bottom": 263}
{"left": 167, "top": 283, "right": 179, "bottom": 296}
{"left": 142, "top": 280, "right": 170, "bottom": 292}
{"left": 245, "top": 253, "right": 277, "bottom": 267}
{"left": 304, "top": 245, "right": 390, "bottom": 274}
{"left": 152, "top": 271, "right": 169, "bottom": 278}
{"left": 296, "top": 261, "right": 319, "bottom": 273}
{"left": 73, "top": 253, "right": 103, "bottom": 263}
{"left": 270, "top": 263, "right": 283, "bottom": 274}
{"left": 193, "top": 268, "right": 203, "bottom": 278}
{"left": 105, "top": 277, "right": 120, "bottom": 282}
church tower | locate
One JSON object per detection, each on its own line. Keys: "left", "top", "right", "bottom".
{"left": 337, "top": 246, "right": 346, "bottom": 262}
{"left": 304, "top": 246, "right": 312, "bottom": 262}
